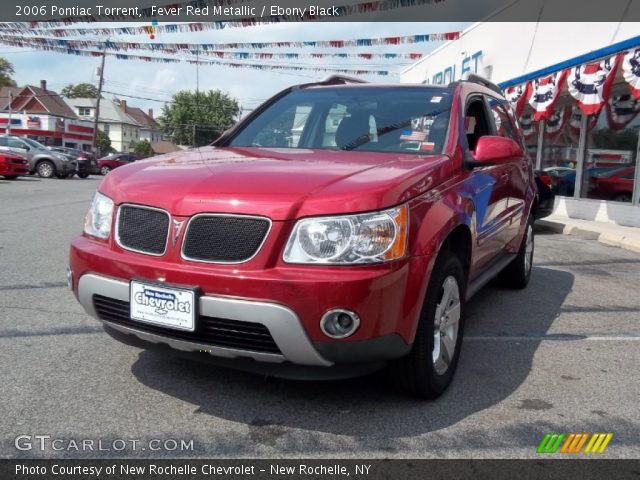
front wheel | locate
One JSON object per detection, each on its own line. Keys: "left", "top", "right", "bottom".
{"left": 100, "top": 166, "right": 111, "bottom": 175}
{"left": 37, "top": 161, "right": 55, "bottom": 178}
{"left": 78, "top": 172, "right": 90, "bottom": 179}
{"left": 391, "top": 251, "right": 466, "bottom": 399}
{"left": 499, "top": 217, "right": 534, "bottom": 289}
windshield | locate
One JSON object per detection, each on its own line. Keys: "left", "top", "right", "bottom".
{"left": 21, "top": 137, "right": 48, "bottom": 151}
{"left": 229, "top": 86, "right": 452, "bottom": 155}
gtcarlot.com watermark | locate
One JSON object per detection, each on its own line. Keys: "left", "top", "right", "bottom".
{"left": 15, "top": 435, "right": 194, "bottom": 453}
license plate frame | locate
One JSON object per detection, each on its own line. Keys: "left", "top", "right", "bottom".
{"left": 129, "top": 279, "right": 198, "bottom": 332}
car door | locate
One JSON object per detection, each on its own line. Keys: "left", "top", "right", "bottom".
{"left": 464, "top": 95, "right": 512, "bottom": 268}
{"left": 487, "top": 96, "right": 529, "bottom": 245}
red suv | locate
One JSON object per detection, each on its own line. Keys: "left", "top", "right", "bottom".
{"left": 69, "top": 75, "right": 537, "bottom": 398}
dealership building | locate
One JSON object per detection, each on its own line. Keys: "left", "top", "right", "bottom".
{"left": 401, "top": 20, "right": 640, "bottom": 227}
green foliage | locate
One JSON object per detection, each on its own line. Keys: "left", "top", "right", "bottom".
{"left": 96, "top": 130, "right": 114, "bottom": 155}
{"left": 0, "top": 58, "right": 16, "bottom": 88}
{"left": 133, "top": 139, "right": 154, "bottom": 158}
{"left": 61, "top": 83, "right": 100, "bottom": 98}
{"left": 159, "top": 90, "right": 239, "bottom": 146}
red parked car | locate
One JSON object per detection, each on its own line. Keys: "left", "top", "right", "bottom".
{"left": 70, "top": 75, "right": 537, "bottom": 398}
{"left": 0, "top": 152, "right": 29, "bottom": 179}
{"left": 97, "top": 153, "right": 139, "bottom": 175}
{"left": 588, "top": 166, "right": 636, "bottom": 202}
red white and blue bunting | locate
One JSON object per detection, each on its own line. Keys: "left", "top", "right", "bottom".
{"left": 606, "top": 93, "right": 640, "bottom": 130}
{"left": 545, "top": 106, "right": 569, "bottom": 138}
{"left": 566, "top": 54, "right": 621, "bottom": 116}
{"left": 528, "top": 71, "right": 567, "bottom": 121}
{"left": 504, "top": 82, "right": 531, "bottom": 117}
{"left": 519, "top": 112, "right": 537, "bottom": 139}
{"left": 621, "top": 48, "right": 640, "bottom": 99}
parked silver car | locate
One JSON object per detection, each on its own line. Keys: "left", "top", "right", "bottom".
{"left": 0, "top": 135, "right": 76, "bottom": 178}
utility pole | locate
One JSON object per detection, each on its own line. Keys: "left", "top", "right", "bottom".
{"left": 92, "top": 42, "right": 107, "bottom": 155}
{"left": 7, "top": 91, "right": 12, "bottom": 135}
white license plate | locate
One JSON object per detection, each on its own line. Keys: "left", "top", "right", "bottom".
{"left": 130, "top": 281, "right": 196, "bottom": 331}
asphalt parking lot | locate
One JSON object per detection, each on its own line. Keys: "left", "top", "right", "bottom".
{"left": 1, "top": 175, "right": 639, "bottom": 459}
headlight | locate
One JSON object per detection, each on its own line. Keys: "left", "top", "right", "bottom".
{"left": 83, "top": 192, "right": 114, "bottom": 239}
{"left": 283, "top": 205, "right": 408, "bottom": 264}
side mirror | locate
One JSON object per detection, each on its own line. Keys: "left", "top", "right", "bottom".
{"left": 471, "top": 136, "right": 523, "bottom": 165}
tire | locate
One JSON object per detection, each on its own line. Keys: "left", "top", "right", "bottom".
{"left": 36, "top": 161, "right": 55, "bottom": 178}
{"left": 78, "top": 173, "right": 90, "bottom": 179}
{"left": 391, "top": 251, "right": 466, "bottom": 399}
{"left": 100, "top": 166, "right": 111, "bottom": 175}
{"left": 499, "top": 217, "right": 534, "bottom": 289}
{"left": 613, "top": 193, "right": 632, "bottom": 203}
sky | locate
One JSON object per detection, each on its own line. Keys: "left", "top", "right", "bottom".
{"left": 0, "top": 22, "right": 470, "bottom": 118}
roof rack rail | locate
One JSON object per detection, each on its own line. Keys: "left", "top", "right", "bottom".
{"left": 455, "top": 73, "right": 502, "bottom": 95}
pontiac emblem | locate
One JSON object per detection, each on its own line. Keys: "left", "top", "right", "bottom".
{"left": 171, "top": 219, "right": 186, "bottom": 247}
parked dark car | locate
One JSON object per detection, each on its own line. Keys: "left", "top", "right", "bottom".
{"left": 48, "top": 146, "right": 96, "bottom": 178}
{"left": 534, "top": 171, "right": 555, "bottom": 218}
{"left": 0, "top": 152, "right": 29, "bottom": 179}
{"left": 97, "top": 153, "right": 139, "bottom": 175}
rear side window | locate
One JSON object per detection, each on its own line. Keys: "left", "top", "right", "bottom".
{"left": 488, "top": 97, "right": 519, "bottom": 142}
{"left": 8, "top": 138, "right": 26, "bottom": 149}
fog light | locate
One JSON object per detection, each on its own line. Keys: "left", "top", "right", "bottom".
{"left": 320, "top": 309, "right": 360, "bottom": 339}
{"left": 66, "top": 267, "right": 73, "bottom": 290}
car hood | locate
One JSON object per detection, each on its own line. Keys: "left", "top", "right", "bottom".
{"left": 99, "top": 146, "right": 451, "bottom": 220}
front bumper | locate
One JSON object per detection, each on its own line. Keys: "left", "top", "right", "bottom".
{"left": 77, "top": 273, "right": 330, "bottom": 367}
{"left": 74, "top": 160, "right": 94, "bottom": 175}
{"left": 70, "top": 234, "right": 430, "bottom": 373}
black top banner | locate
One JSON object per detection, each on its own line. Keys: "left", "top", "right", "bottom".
{"left": 3, "top": 459, "right": 640, "bottom": 480}
{"left": 1, "top": 0, "right": 639, "bottom": 23}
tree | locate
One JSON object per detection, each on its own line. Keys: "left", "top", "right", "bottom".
{"left": 0, "top": 58, "right": 16, "bottom": 88}
{"left": 61, "top": 83, "right": 100, "bottom": 98}
{"left": 95, "top": 130, "right": 114, "bottom": 155}
{"left": 159, "top": 90, "right": 239, "bottom": 147}
{"left": 133, "top": 139, "right": 154, "bottom": 157}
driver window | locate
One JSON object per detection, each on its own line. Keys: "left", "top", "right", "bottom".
{"left": 465, "top": 98, "right": 491, "bottom": 151}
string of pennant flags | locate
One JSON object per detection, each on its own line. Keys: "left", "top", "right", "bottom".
{"left": 0, "top": 0, "right": 449, "bottom": 34}
{"left": 0, "top": 30, "right": 460, "bottom": 48}
{"left": 0, "top": 32, "right": 456, "bottom": 57}
{"left": 0, "top": 38, "right": 392, "bottom": 75}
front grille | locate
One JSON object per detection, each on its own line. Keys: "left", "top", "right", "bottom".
{"left": 93, "top": 295, "right": 281, "bottom": 354}
{"left": 182, "top": 215, "right": 270, "bottom": 263}
{"left": 117, "top": 205, "right": 170, "bottom": 255}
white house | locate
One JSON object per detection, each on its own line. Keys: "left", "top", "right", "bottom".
{"left": 65, "top": 97, "right": 141, "bottom": 152}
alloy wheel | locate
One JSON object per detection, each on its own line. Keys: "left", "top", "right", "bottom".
{"left": 432, "top": 275, "right": 461, "bottom": 375}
